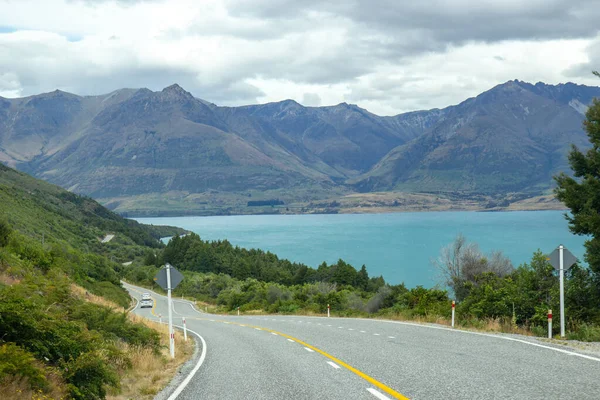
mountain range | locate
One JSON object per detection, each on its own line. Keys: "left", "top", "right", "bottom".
{"left": 0, "top": 80, "right": 597, "bottom": 215}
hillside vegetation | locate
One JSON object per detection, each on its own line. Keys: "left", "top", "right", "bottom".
{"left": 0, "top": 164, "right": 188, "bottom": 399}
{"left": 125, "top": 233, "right": 600, "bottom": 340}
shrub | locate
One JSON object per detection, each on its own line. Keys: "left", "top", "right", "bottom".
{"left": 0, "top": 343, "right": 48, "bottom": 391}
{"left": 0, "top": 219, "right": 11, "bottom": 247}
{"left": 63, "top": 351, "right": 119, "bottom": 400}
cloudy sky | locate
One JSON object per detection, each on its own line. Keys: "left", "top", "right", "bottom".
{"left": 1, "top": 0, "right": 600, "bottom": 115}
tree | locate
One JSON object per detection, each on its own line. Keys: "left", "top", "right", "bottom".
{"left": 433, "top": 234, "right": 513, "bottom": 300}
{"left": 555, "top": 78, "right": 600, "bottom": 289}
{"left": 0, "top": 218, "right": 11, "bottom": 247}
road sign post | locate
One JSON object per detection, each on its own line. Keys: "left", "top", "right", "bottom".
{"left": 167, "top": 265, "right": 174, "bottom": 358}
{"left": 154, "top": 263, "right": 184, "bottom": 359}
{"left": 559, "top": 246, "right": 565, "bottom": 338}
{"left": 547, "top": 245, "right": 577, "bottom": 339}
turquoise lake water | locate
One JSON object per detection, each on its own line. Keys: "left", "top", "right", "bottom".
{"left": 135, "top": 211, "right": 588, "bottom": 288}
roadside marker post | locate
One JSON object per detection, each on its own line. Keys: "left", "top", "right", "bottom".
{"left": 154, "top": 263, "right": 184, "bottom": 359}
{"left": 451, "top": 300, "right": 455, "bottom": 328}
{"left": 237, "top": 306, "right": 240, "bottom": 316}
{"left": 159, "top": 314, "right": 162, "bottom": 324}
{"left": 183, "top": 317, "right": 188, "bottom": 341}
{"left": 547, "top": 244, "right": 577, "bottom": 338}
{"left": 327, "top": 304, "right": 330, "bottom": 318}
{"left": 548, "top": 309, "right": 552, "bottom": 339}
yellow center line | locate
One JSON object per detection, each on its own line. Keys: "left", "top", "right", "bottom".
{"left": 189, "top": 317, "right": 409, "bottom": 400}
{"left": 125, "top": 287, "right": 406, "bottom": 398}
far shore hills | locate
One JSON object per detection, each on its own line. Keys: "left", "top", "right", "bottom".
{"left": 111, "top": 191, "right": 566, "bottom": 218}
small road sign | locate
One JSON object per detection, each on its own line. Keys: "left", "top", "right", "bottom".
{"left": 547, "top": 246, "right": 577, "bottom": 271}
{"left": 154, "top": 263, "right": 184, "bottom": 290}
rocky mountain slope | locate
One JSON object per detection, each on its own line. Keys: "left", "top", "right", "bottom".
{"left": 0, "top": 80, "right": 597, "bottom": 213}
{"left": 351, "top": 81, "right": 596, "bottom": 194}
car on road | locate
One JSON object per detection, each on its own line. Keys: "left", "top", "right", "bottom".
{"left": 140, "top": 299, "right": 153, "bottom": 308}
{"left": 141, "top": 293, "right": 151, "bottom": 300}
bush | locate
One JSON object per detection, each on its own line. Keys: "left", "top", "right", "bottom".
{"left": 0, "top": 219, "right": 11, "bottom": 247}
{"left": 0, "top": 343, "right": 48, "bottom": 391}
{"left": 63, "top": 351, "right": 119, "bottom": 400}
{"left": 566, "top": 323, "right": 600, "bottom": 342}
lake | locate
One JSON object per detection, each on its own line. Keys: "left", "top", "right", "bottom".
{"left": 135, "top": 211, "right": 588, "bottom": 288}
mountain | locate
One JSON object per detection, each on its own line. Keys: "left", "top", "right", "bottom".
{"left": 350, "top": 80, "right": 598, "bottom": 194}
{"left": 0, "top": 80, "right": 598, "bottom": 214}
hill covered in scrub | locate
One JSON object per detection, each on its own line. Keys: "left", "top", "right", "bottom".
{"left": 0, "top": 163, "right": 187, "bottom": 398}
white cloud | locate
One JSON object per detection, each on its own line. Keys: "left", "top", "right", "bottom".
{"left": 0, "top": 0, "right": 599, "bottom": 115}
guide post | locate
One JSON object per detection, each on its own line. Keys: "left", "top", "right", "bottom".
{"left": 451, "top": 300, "right": 455, "bottom": 328}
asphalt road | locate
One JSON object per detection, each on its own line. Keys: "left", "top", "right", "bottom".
{"left": 123, "top": 282, "right": 600, "bottom": 400}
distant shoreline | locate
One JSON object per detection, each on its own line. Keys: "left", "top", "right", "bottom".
{"left": 129, "top": 203, "right": 567, "bottom": 219}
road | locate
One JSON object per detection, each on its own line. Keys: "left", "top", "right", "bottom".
{"left": 123, "top": 282, "right": 600, "bottom": 400}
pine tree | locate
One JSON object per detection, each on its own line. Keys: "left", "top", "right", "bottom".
{"left": 554, "top": 76, "right": 600, "bottom": 288}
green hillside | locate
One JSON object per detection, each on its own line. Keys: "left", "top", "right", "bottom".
{"left": 0, "top": 164, "right": 186, "bottom": 399}
{"left": 0, "top": 162, "right": 185, "bottom": 262}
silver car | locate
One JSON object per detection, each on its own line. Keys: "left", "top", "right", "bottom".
{"left": 140, "top": 299, "right": 153, "bottom": 308}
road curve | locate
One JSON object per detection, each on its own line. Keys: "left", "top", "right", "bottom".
{"left": 123, "top": 282, "right": 600, "bottom": 400}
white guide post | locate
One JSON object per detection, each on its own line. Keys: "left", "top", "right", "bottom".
{"left": 548, "top": 309, "right": 552, "bottom": 339}
{"left": 327, "top": 304, "right": 330, "bottom": 318}
{"left": 183, "top": 317, "right": 187, "bottom": 342}
{"left": 237, "top": 307, "right": 240, "bottom": 316}
{"left": 167, "top": 264, "right": 175, "bottom": 358}
{"left": 451, "top": 300, "right": 455, "bottom": 328}
{"left": 559, "top": 245, "right": 565, "bottom": 338}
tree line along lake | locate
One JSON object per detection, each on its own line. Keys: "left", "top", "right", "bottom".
{"left": 135, "top": 210, "right": 587, "bottom": 289}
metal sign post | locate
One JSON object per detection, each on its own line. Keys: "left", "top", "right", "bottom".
{"left": 547, "top": 245, "right": 577, "bottom": 338}
{"left": 167, "top": 264, "right": 174, "bottom": 358}
{"left": 154, "top": 263, "right": 184, "bottom": 359}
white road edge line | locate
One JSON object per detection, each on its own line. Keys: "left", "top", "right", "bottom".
{"left": 367, "top": 387, "right": 391, "bottom": 400}
{"left": 304, "top": 347, "right": 314, "bottom": 353}
{"left": 327, "top": 361, "right": 340, "bottom": 369}
{"left": 271, "top": 332, "right": 278, "bottom": 336}
{"left": 363, "top": 318, "right": 600, "bottom": 363}
{"left": 287, "top": 339, "right": 295, "bottom": 342}
{"left": 166, "top": 324, "right": 207, "bottom": 400}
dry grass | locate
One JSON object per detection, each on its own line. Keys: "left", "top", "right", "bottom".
{"left": 70, "top": 283, "right": 125, "bottom": 311}
{"left": 0, "top": 372, "right": 67, "bottom": 400}
{"left": 106, "top": 314, "right": 195, "bottom": 400}
{"left": 0, "top": 272, "right": 21, "bottom": 286}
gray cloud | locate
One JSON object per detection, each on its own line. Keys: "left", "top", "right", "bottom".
{"left": 302, "top": 92, "right": 322, "bottom": 106}
{"left": 1, "top": 0, "right": 599, "bottom": 116}
{"left": 226, "top": 0, "right": 600, "bottom": 44}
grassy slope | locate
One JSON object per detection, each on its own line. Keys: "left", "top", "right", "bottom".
{"left": 0, "top": 163, "right": 186, "bottom": 260}
{"left": 0, "top": 163, "right": 192, "bottom": 399}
